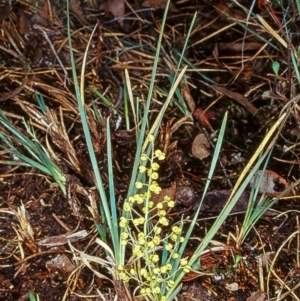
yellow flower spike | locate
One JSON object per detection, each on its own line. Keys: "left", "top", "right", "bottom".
{"left": 153, "top": 287, "right": 160, "bottom": 294}
{"left": 172, "top": 253, "right": 179, "bottom": 259}
{"left": 148, "top": 201, "right": 154, "bottom": 208}
{"left": 121, "top": 240, "right": 128, "bottom": 246}
{"left": 180, "top": 236, "right": 185, "bottom": 243}
{"left": 160, "top": 296, "right": 167, "bottom": 301}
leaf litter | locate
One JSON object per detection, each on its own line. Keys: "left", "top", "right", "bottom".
{"left": 0, "top": 0, "right": 300, "bottom": 300}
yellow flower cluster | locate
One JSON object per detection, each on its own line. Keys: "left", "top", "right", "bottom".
{"left": 118, "top": 135, "right": 190, "bottom": 300}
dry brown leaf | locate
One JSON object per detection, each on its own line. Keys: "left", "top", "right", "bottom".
{"left": 215, "top": 2, "right": 246, "bottom": 21}
{"left": 46, "top": 254, "right": 76, "bottom": 280}
{"left": 246, "top": 291, "right": 266, "bottom": 301}
{"left": 219, "top": 42, "right": 262, "bottom": 52}
{"left": 41, "top": 0, "right": 52, "bottom": 21}
{"left": 142, "top": 0, "right": 179, "bottom": 12}
{"left": 207, "top": 83, "right": 257, "bottom": 115}
{"left": 69, "top": 0, "right": 90, "bottom": 25}
{"left": 100, "top": 0, "right": 125, "bottom": 26}
{"left": 192, "top": 133, "right": 210, "bottom": 160}
{"left": 249, "top": 169, "right": 289, "bottom": 197}
{"left": 193, "top": 107, "right": 214, "bottom": 129}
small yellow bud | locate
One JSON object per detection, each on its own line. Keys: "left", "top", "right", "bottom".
{"left": 151, "top": 172, "right": 159, "bottom": 179}
{"left": 135, "top": 181, "right": 143, "bottom": 189}
{"left": 148, "top": 134, "right": 155, "bottom": 142}
{"left": 168, "top": 280, "right": 175, "bottom": 287}
{"left": 165, "top": 243, "right": 173, "bottom": 251}
{"left": 121, "top": 232, "right": 129, "bottom": 240}
{"left": 166, "top": 263, "right": 172, "bottom": 270}
{"left": 167, "top": 200, "right": 175, "bottom": 208}
{"left": 152, "top": 254, "right": 159, "bottom": 263}
{"left": 180, "top": 258, "right": 188, "bottom": 267}
{"left": 123, "top": 202, "right": 131, "bottom": 212}
{"left": 140, "top": 154, "right": 148, "bottom": 161}
{"left": 183, "top": 265, "right": 191, "bottom": 273}
{"left": 139, "top": 165, "right": 147, "bottom": 173}
{"left": 151, "top": 162, "right": 160, "bottom": 171}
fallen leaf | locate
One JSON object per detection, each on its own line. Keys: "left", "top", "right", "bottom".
{"left": 100, "top": 0, "right": 125, "bottom": 26}
{"left": 193, "top": 107, "right": 214, "bottom": 129}
{"left": 225, "top": 282, "right": 239, "bottom": 291}
{"left": 69, "top": 0, "right": 90, "bottom": 25}
{"left": 46, "top": 254, "right": 76, "bottom": 280}
{"left": 200, "top": 81, "right": 257, "bottom": 115}
{"left": 41, "top": 0, "right": 52, "bottom": 21}
{"left": 246, "top": 291, "right": 266, "bottom": 301}
{"left": 142, "top": 0, "right": 179, "bottom": 12}
{"left": 249, "top": 169, "right": 289, "bottom": 197}
{"left": 215, "top": 2, "right": 246, "bottom": 21}
{"left": 192, "top": 133, "right": 210, "bottom": 160}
